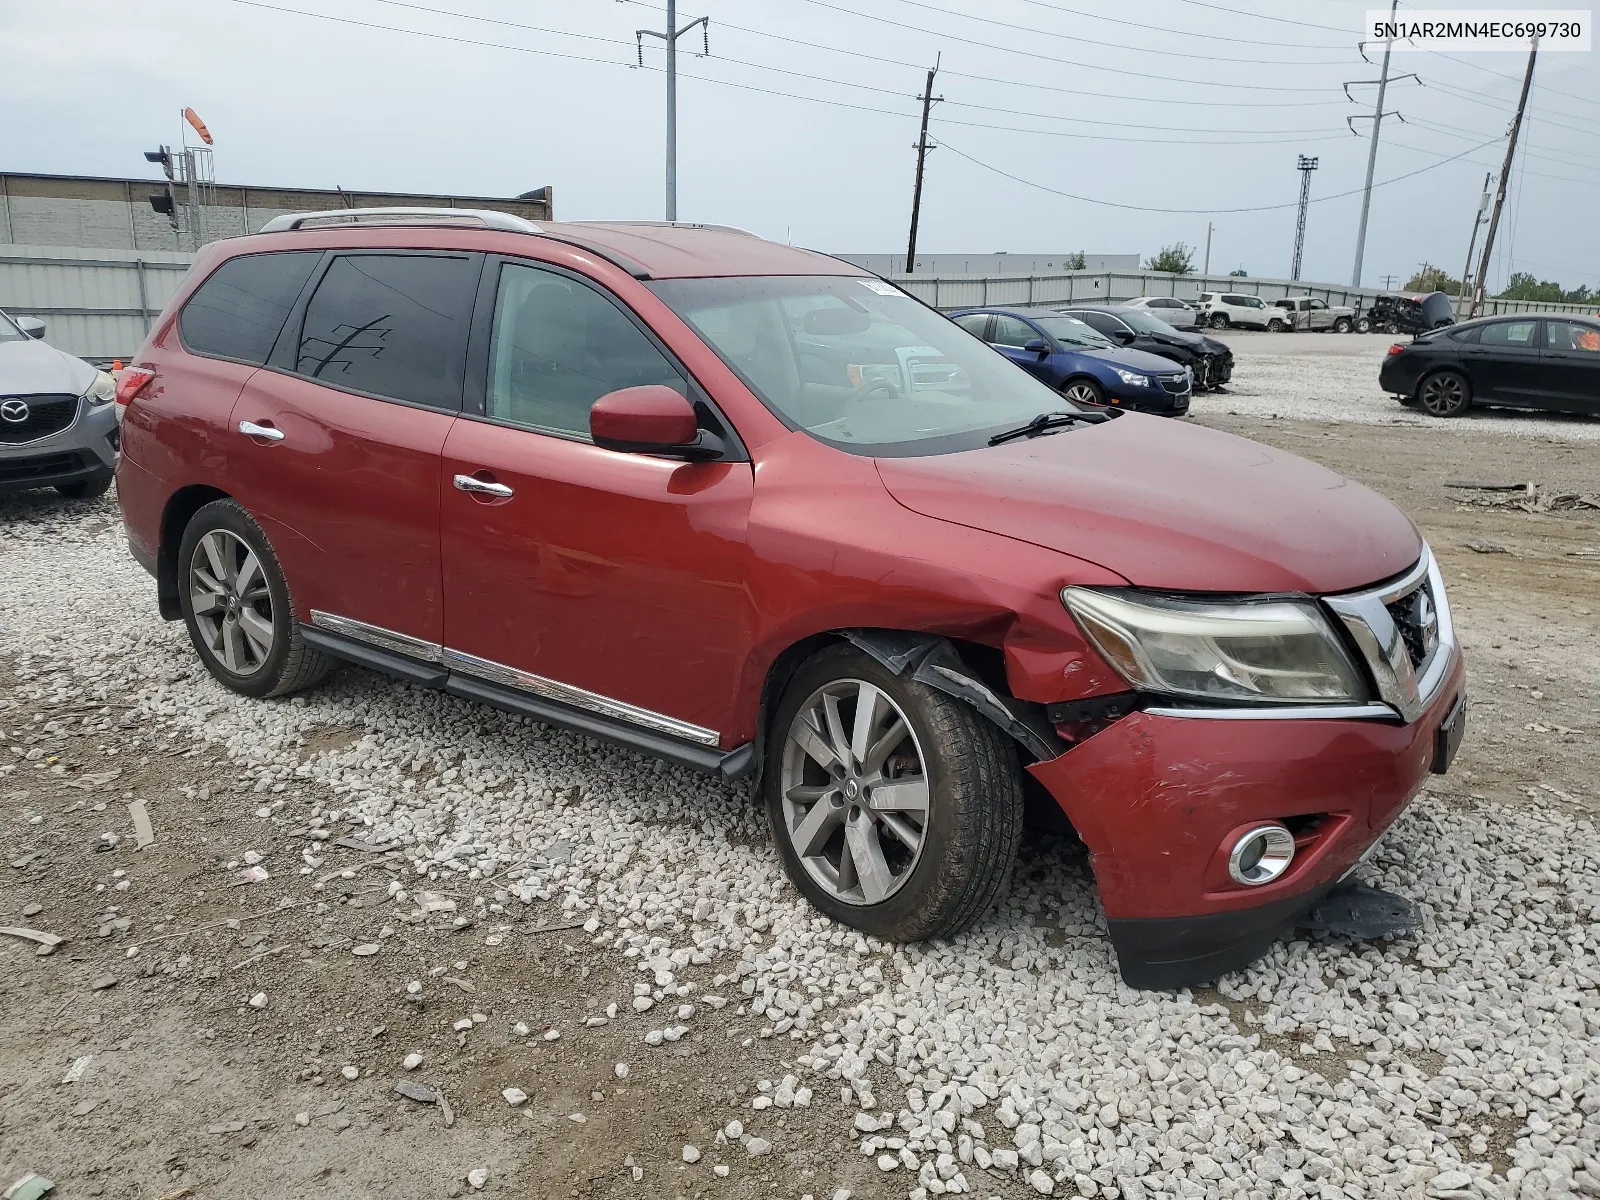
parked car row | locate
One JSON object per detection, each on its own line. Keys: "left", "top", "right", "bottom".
{"left": 96, "top": 209, "right": 1466, "bottom": 988}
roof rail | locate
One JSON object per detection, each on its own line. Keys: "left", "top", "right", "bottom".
{"left": 259, "top": 206, "right": 543, "bottom": 234}
{"left": 573, "top": 220, "right": 760, "bottom": 239}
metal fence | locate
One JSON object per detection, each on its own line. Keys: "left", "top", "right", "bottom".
{"left": 0, "top": 244, "right": 195, "bottom": 364}
{"left": 888, "top": 267, "right": 1600, "bottom": 320}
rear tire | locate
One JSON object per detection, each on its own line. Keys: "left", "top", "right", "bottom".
{"left": 56, "top": 473, "right": 112, "bottom": 500}
{"left": 178, "top": 499, "right": 333, "bottom": 699}
{"left": 765, "top": 644, "right": 1023, "bottom": 942}
{"left": 1418, "top": 370, "right": 1472, "bottom": 418}
{"left": 1210, "top": 313, "right": 1230, "bottom": 330}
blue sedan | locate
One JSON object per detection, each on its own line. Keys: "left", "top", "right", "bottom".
{"left": 950, "top": 307, "right": 1191, "bottom": 415}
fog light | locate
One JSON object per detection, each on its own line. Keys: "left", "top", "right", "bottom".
{"left": 1228, "top": 824, "right": 1296, "bottom": 886}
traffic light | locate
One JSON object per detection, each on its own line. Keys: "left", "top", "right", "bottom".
{"left": 144, "top": 147, "right": 174, "bottom": 180}
{"left": 149, "top": 186, "right": 178, "bottom": 230}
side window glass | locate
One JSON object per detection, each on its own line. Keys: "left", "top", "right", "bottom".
{"left": 487, "top": 262, "right": 686, "bottom": 437}
{"left": 296, "top": 254, "right": 477, "bottom": 410}
{"left": 953, "top": 313, "right": 990, "bottom": 337}
{"left": 1449, "top": 325, "right": 1480, "bottom": 344}
{"left": 1310, "top": 299, "right": 1327, "bottom": 310}
{"left": 1546, "top": 321, "right": 1600, "bottom": 352}
{"left": 1480, "top": 320, "right": 1537, "bottom": 348}
{"left": 990, "top": 316, "right": 1037, "bottom": 347}
{"left": 180, "top": 251, "right": 320, "bottom": 365}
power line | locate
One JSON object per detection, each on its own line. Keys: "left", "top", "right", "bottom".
{"left": 853, "top": 0, "right": 1356, "bottom": 65}
{"left": 1006, "top": 0, "right": 1346, "bottom": 49}
{"left": 788, "top": 0, "right": 1348, "bottom": 91}
{"left": 1164, "top": 0, "right": 1350, "bottom": 34}
{"left": 1386, "top": 137, "right": 1600, "bottom": 189}
{"left": 933, "top": 133, "right": 1503, "bottom": 214}
{"left": 613, "top": 0, "right": 1356, "bottom": 107}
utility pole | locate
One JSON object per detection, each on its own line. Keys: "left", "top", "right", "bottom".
{"left": 1456, "top": 171, "right": 1493, "bottom": 318}
{"left": 1472, "top": 41, "right": 1538, "bottom": 317}
{"left": 1291, "top": 156, "right": 1318, "bottom": 281}
{"left": 636, "top": 3, "right": 709, "bottom": 222}
{"left": 1202, "top": 222, "right": 1212, "bottom": 276}
{"left": 1350, "top": 0, "right": 1398, "bottom": 287}
{"left": 905, "top": 55, "right": 942, "bottom": 274}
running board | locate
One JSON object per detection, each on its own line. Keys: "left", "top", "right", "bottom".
{"left": 300, "top": 626, "right": 753, "bottom": 779}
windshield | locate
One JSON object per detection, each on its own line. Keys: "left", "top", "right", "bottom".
{"left": 1107, "top": 309, "right": 1177, "bottom": 335}
{"left": 0, "top": 310, "right": 27, "bottom": 344}
{"left": 1031, "top": 315, "right": 1114, "bottom": 348}
{"left": 646, "top": 276, "right": 1086, "bottom": 455}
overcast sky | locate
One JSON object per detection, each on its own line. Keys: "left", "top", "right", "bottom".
{"left": 3, "top": 0, "right": 1597, "bottom": 290}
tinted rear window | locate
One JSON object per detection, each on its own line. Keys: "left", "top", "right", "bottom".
{"left": 179, "top": 251, "right": 320, "bottom": 365}
{"left": 295, "top": 253, "right": 478, "bottom": 411}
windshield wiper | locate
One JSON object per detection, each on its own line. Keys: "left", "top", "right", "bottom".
{"left": 987, "top": 409, "right": 1108, "bottom": 446}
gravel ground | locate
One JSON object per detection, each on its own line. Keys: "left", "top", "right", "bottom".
{"left": 1195, "top": 332, "right": 1600, "bottom": 442}
{"left": 3, "top": 396, "right": 1599, "bottom": 1199}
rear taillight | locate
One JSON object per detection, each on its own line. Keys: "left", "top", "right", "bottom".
{"left": 114, "top": 366, "right": 156, "bottom": 422}
{"left": 1386, "top": 343, "right": 1405, "bottom": 356}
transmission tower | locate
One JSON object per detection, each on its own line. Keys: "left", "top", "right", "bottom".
{"left": 1291, "top": 156, "right": 1318, "bottom": 281}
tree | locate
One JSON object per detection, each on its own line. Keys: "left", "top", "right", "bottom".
{"left": 1145, "top": 243, "right": 1195, "bottom": 274}
{"left": 1228, "top": 268, "right": 1249, "bottom": 278}
{"left": 1064, "top": 251, "right": 1087, "bottom": 270}
{"left": 1404, "top": 263, "right": 1462, "bottom": 296}
{"left": 1496, "top": 272, "right": 1592, "bottom": 303}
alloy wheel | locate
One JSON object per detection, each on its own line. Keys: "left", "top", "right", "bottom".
{"left": 1061, "top": 382, "right": 1101, "bottom": 406}
{"left": 1420, "top": 373, "right": 1467, "bottom": 417}
{"left": 779, "top": 679, "right": 929, "bottom": 906}
{"left": 189, "top": 529, "right": 275, "bottom": 675}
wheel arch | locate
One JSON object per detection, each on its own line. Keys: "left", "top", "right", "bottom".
{"left": 156, "top": 484, "right": 232, "bottom": 620}
{"left": 747, "top": 627, "right": 1064, "bottom": 792}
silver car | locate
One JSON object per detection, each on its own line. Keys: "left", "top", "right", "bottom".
{"left": 1122, "top": 296, "right": 1199, "bottom": 329}
{"left": 0, "top": 310, "right": 119, "bottom": 500}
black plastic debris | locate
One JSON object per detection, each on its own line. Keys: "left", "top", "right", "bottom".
{"left": 1298, "top": 881, "right": 1420, "bottom": 940}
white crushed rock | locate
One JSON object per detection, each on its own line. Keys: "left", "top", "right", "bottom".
{"left": 2, "top": 497, "right": 1598, "bottom": 1199}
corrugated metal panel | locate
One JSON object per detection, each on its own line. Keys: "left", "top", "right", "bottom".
{"left": 0, "top": 244, "right": 195, "bottom": 361}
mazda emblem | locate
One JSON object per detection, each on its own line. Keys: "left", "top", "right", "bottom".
{"left": 0, "top": 398, "right": 29, "bottom": 423}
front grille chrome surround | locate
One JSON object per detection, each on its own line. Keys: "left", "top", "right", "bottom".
{"left": 1323, "top": 544, "right": 1454, "bottom": 724}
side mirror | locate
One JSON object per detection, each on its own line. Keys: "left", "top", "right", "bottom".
{"left": 15, "top": 316, "right": 45, "bottom": 340}
{"left": 590, "top": 385, "right": 717, "bottom": 459}
{"left": 1022, "top": 337, "right": 1050, "bottom": 356}
{"left": 1112, "top": 328, "right": 1135, "bottom": 343}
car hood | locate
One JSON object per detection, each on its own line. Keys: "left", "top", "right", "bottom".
{"left": 1195, "top": 334, "right": 1232, "bottom": 356}
{"left": 1077, "top": 346, "right": 1184, "bottom": 374}
{"left": 875, "top": 414, "right": 1421, "bottom": 593}
{"left": 0, "top": 337, "right": 96, "bottom": 396}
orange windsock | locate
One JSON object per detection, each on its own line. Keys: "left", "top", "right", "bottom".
{"left": 183, "top": 107, "right": 213, "bottom": 146}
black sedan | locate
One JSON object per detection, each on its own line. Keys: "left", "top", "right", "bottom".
{"left": 1055, "top": 305, "right": 1234, "bottom": 391}
{"left": 1378, "top": 314, "right": 1600, "bottom": 417}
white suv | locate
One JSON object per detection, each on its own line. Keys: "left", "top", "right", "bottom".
{"left": 1196, "top": 292, "right": 1275, "bottom": 331}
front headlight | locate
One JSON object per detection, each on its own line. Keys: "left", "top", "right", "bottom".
{"left": 1061, "top": 587, "right": 1368, "bottom": 705}
{"left": 1113, "top": 369, "right": 1150, "bottom": 387}
{"left": 83, "top": 370, "right": 116, "bottom": 406}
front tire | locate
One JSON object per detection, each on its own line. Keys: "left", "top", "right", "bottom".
{"left": 177, "top": 499, "right": 333, "bottom": 698}
{"left": 1355, "top": 316, "right": 1372, "bottom": 333}
{"left": 1333, "top": 317, "right": 1353, "bottom": 333}
{"left": 1418, "top": 370, "right": 1472, "bottom": 418}
{"left": 1060, "top": 378, "right": 1105, "bottom": 407}
{"left": 56, "top": 473, "right": 112, "bottom": 500}
{"left": 765, "top": 644, "right": 1023, "bottom": 942}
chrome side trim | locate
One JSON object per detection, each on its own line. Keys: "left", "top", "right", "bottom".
{"left": 1143, "top": 702, "right": 1398, "bottom": 721}
{"left": 309, "top": 610, "right": 443, "bottom": 663}
{"left": 1323, "top": 543, "right": 1455, "bottom": 724}
{"left": 440, "top": 647, "right": 722, "bottom": 748}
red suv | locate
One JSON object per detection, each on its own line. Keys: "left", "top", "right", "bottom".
{"left": 116, "top": 210, "right": 1466, "bottom": 987}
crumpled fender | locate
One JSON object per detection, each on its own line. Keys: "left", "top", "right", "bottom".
{"left": 840, "top": 629, "right": 1064, "bottom": 762}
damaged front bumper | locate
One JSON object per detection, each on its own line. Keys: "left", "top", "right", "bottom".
{"left": 1027, "top": 648, "right": 1465, "bottom": 989}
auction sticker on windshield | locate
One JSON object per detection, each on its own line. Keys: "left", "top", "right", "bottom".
{"left": 858, "top": 279, "right": 901, "bottom": 296}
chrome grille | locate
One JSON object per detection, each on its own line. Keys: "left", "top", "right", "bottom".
{"left": 0, "top": 394, "right": 79, "bottom": 444}
{"left": 1323, "top": 546, "right": 1454, "bottom": 723}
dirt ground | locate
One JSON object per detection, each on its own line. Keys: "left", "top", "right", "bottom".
{"left": 2, "top": 400, "right": 1597, "bottom": 1199}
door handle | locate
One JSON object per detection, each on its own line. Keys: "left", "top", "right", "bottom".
{"left": 453, "top": 473, "right": 514, "bottom": 499}
{"left": 238, "top": 420, "right": 285, "bottom": 442}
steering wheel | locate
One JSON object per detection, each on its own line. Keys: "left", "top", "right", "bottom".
{"left": 853, "top": 380, "right": 899, "bottom": 401}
